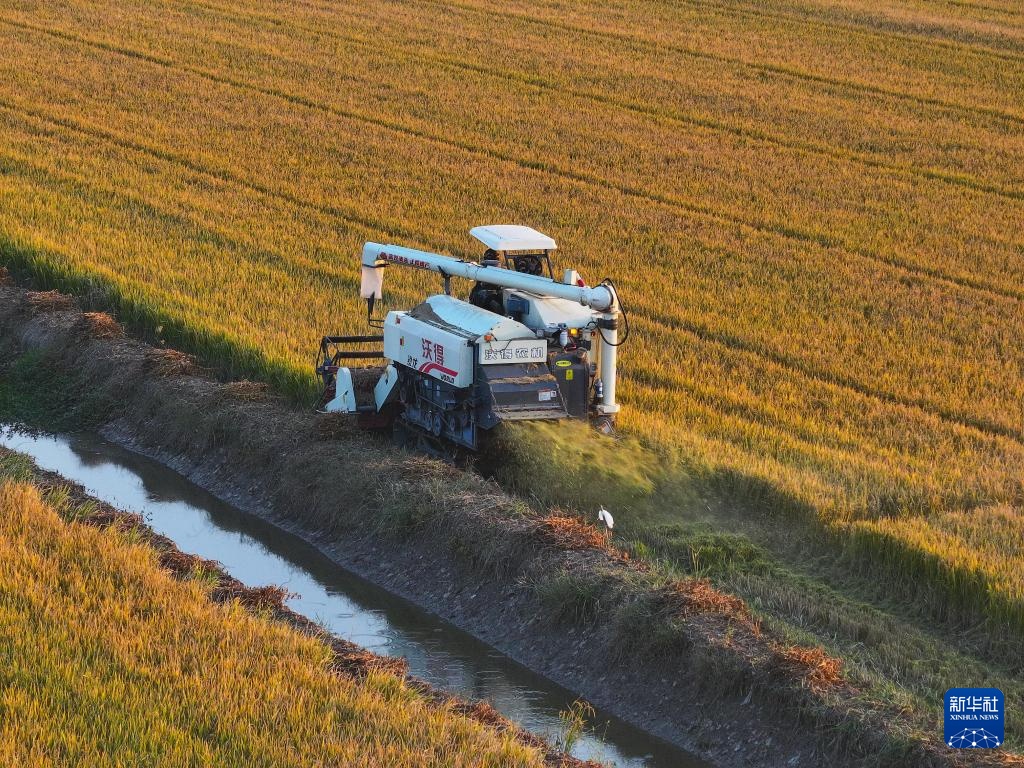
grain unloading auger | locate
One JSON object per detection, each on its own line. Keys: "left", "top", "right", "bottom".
{"left": 316, "top": 225, "right": 627, "bottom": 451}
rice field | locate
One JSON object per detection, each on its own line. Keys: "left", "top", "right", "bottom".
{"left": 0, "top": 461, "right": 547, "bottom": 767}
{"left": 0, "top": 0, "right": 1022, "bottom": 690}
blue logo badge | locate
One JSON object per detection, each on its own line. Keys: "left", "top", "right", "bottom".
{"left": 945, "top": 688, "right": 1004, "bottom": 749}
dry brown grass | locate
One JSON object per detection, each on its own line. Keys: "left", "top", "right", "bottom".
{"left": 218, "top": 379, "right": 271, "bottom": 401}
{"left": 80, "top": 310, "right": 123, "bottom": 339}
{"left": 156, "top": 546, "right": 219, "bottom": 576}
{"left": 329, "top": 640, "right": 409, "bottom": 679}
{"left": 538, "top": 515, "right": 610, "bottom": 551}
{"left": 662, "top": 578, "right": 751, "bottom": 620}
{"left": 25, "top": 289, "right": 74, "bottom": 313}
{"left": 313, "top": 412, "right": 358, "bottom": 440}
{"left": 145, "top": 347, "right": 200, "bottom": 377}
{"left": 775, "top": 645, "right": 845, "bottom": 692}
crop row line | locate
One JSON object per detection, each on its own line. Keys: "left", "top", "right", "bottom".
{"left": 6, "top": 16, "right": 1021, "bottom": 306}
{"left": 6, "top": 97, "right": 1019, "bottom": 455}
{"left": 414, "top": 0, "right": 1024, "bottom": 126}
{"left": 630, "top": 377, "right": 891, "bottom": 490}
{"left": 666, "top": 0, "right": 1024, "bottom": 65}
{"left": 627, "top": 363, "right": 884, "bottom": 465}
{"left": 944, "top": 0, "right": 1023, "bottom": 18}
{"left": 192, "top": 0, "right": 1024, "bottom": 205}
{"left": 0, "top": 141, "right": 363, "bottom": 294}
{"left": 634, "top": 307, "right": 1024, "bottom": 449}
{"left": 0, "top": 97, "right": 458, "bottom": 263}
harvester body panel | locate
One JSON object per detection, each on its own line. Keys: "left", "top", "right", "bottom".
{"left": 383, "top": 308, "right": 474, "bottom": 388}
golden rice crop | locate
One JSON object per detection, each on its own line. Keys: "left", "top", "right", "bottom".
{"left": 0, "top": 478, "right": 546, "bottom": 767}
{"left": 0, "top": 0, "right": 1021, "bottom": 683}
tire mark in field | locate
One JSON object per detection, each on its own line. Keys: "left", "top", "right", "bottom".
{"left": 192, "top": 0, "right": 1024, "bottom": 205}
{"left": 633, "top": 307, "right": 1024, "bottom": 447}
{"left": 945, "top": 0, "right": 1023, "bottom": 18}
{"left": 666, "top": 0, "right": 1024, "bottom": 65}
{"left": 413, "top": 0, "right": 1024, "bottom": 126}
{"left": 5, "top": 16, "right": 1021, "bottom": 306}
{"left": 2, "top": 53, "right": 1023, "bottom": 451}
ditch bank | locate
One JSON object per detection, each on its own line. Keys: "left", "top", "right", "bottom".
{"left": 0, "top": 284, "right": 992, "bottom": 767}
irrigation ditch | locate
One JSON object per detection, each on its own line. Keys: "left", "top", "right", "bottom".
{"left": 0, "top": 429, "right": 691, "bottom": 767}
{"left": 0, "top": 283, "right": 1001, "bottom": 767}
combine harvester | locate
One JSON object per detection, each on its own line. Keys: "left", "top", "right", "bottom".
{"left": 316, "top": 225, "right": 627, "bottom": 453}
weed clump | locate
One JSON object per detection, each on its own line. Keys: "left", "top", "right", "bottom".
{"left": 535, "top": 569, "right": 618, "bottom": 624}
{"left": 660, "top": 579, "right": 749, "bottom": 620}
{"left": 0, "top": 350, "right": 112, "bottom": 431}
{"left": 330, "top": 643, "right": 408, "bottom": 678}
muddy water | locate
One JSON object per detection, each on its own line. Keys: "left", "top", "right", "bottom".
{"left": 0, "top": 427, "right": 706, "bottom": 768}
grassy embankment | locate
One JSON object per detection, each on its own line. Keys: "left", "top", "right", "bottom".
{"left": 0, "top": 298, "right": 939, "bottom": 764}
{"left": 0, "top": 0, "right": 1021, "bottom": 754}
{"left": 0, "top": 447, "right": 555, "bottom": 767}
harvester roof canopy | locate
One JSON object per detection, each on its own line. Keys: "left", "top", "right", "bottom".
{"left": 469, "top": 225, "right": 556, "bottom": 253}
